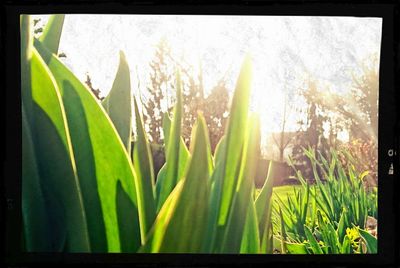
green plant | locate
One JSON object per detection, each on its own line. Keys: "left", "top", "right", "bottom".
{"left": 21, "top": 15, "right": 274, "bottom": 253}
{"left": 273, "top": 147, "right": 377, "bottom": 254}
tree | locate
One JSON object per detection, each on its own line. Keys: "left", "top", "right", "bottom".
{"left": 203, "top": 78, "right": 230, "bottom": 152}
{"left": 174, "top": 59, "right": 230, "bottom": 151}
{"left": 300, "top": 54, "right": 379, "bottom": 143}
{"left": 348, "top": 55, "right": 379, "bottom": 141}
{"left": 142, "top": 38, "right": 230, "bottom": 152}
{"left": 142, "top": 38, "right": 175, "bottom": 144}
{"left": 291, "top": 79, "right": 330, "bottom": 183}
{"left": 289, "top": 55, "right": 379, "bottom": 185}
{"left": 271, "top": 89, "right": 297, "bottom": 162}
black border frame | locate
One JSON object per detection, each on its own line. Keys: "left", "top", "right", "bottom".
{"left": 3, "top": 1, "right": 399, "bottom": 267}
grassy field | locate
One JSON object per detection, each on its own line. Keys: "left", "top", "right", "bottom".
{"left": 255, "top": 184, "right": 302, "bottom": 203}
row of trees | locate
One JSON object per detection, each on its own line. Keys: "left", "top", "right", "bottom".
{"left": 35, "top": 17, "right": 378, "bottom": 187}
{"left": 288, "top": 56, "right": 379, "bottom": 186}
{"left": 83, "top": 36, "right": 378, "bottom": 187}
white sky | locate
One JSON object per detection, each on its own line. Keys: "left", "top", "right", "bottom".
{"left": 32, "top": 15, "right": 382, "bottom": 147}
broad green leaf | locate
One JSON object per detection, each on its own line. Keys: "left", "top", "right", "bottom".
{"left": 102, "top": 51, "right": 132, "bottom": 153}
{"left": 218, "top": 55, "right": 252, "bottom": 226}
{"left": 132, "top": 96, "right": 157, "bottom": 242}
{"left": 158, "top": 115, "right": 212, "bottom": 252}
{"left": 156, "top": 71, "right": 184, "bottom": 211}
{"left": 29, "top": 48, "right": 90, "bottom": 252}
{"left": 221, "top": 114, "right": 260, "bottom": 253}
{"left": 38, "top": 14, "right": 65, "bottom": 54}
{"left": 22, "top": 103, "right": 52, "bottom": 251}
{"left": 304, "top": 226, "right": 323, "bottom": 254}
{"left": 358, "top": 228, "right": 377, "bottom": 253}
{"left": 240, "top": 201, "right": 260, "bottom": 253}
{"left": 34, "top": 41, "right": 140, "bottom": 252}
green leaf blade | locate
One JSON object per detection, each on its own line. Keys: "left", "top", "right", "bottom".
{"left": 156, "top": 71, "right": 184, "bottom": 210}
{"left": 218, "top": 55, "right": 253, "bottom": 226}
{"left": 38, "top": 14, "right": 65, "bottom": 54}
{"left": 221, "top": 114, "right": 260, "bottom": 253}
{"left": 159, "top": 115, "right": 212, "bottom": 253}
{"left": 133, "top": 97, "right": 157, "bottom": 243}
{"left": 29, "top": 48, "right": 90, "bottom": 252}
{"left": 304, "top": 226, "right": 323, "bottom": 254}
{"left": 358, "top": 228, "right": 377, "bottom": 253}
{"left": 102, "top": 51, "right": 132, "bottom": 153}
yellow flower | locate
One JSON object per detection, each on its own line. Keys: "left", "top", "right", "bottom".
{"left": 346, "top": 227, "right": 359, "bottom": 241}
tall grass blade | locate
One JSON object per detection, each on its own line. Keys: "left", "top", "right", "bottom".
{"left": 155, "top": 113, "right": 190, "bottom": 208}
{"left": 218, "top": 55, "right": 252, "bottom": 226}
{"left": 279, "top": 207, "right": 287, "bottom": 254}
{"left": 221, "top": 114, "right": 260, "bottom": 253}
{"left": 255, "top": 159, "right": 274, "bottom": 242}
{"left": 132, "top": 97, "right": 157, "bottom": 243}
{"left": 304, "top": 225, "right": 323, "bottom": 254}
{"left": 240, "top": 201, "right": 260, "bottom": 253}
{"left": 139, "top": 180, "right": 184, "bottom": 253}
{"left": 202, "top": 153, "right": 226, "bottom": 252}
{"left": 156, "top": 71, "right": 184, "bottom": 210}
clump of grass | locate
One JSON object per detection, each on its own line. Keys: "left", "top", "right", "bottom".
{"left": 273, "top": 148, "right": 377, "bottom": 254}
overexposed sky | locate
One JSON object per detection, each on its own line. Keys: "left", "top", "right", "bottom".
{"left": 32, "top": 15, "right": 382, "bottom": 144}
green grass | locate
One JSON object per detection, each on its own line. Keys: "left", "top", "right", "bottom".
{"left": 255, "top": 185, "right": 302, "bottom": 205}
{"left": 273, "top": 185, "right": 302, "bottom": 201}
